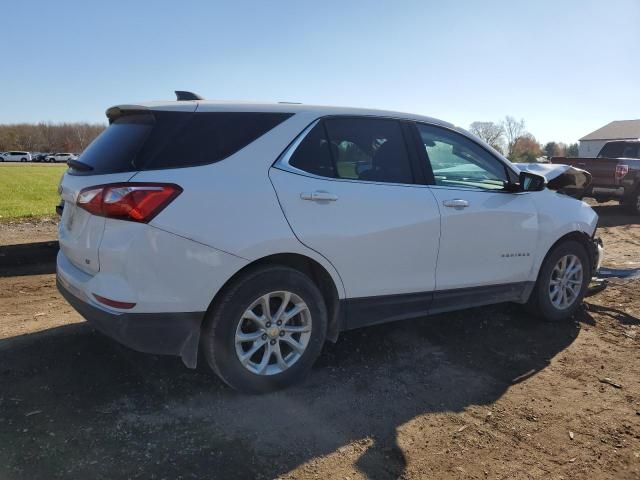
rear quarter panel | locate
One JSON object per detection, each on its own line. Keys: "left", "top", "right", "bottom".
{"left": 96, "top": 221, "right": 248, "bottom": 312}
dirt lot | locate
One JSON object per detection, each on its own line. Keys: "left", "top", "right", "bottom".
{"left": 1, "top": 203, "right": 639, "bottom": 480}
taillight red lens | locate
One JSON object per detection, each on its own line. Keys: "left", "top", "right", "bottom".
{"left": 93, "top": 294, "right": 136, "bottom": 310}
{"left": 615, "top": 164, "right": 629, "bottom": 180}
{"left": 76, "top": 187, "right": 104, "bottom": 216}
{"left": 77, "top": 183, "right": 182, "bottom": 223}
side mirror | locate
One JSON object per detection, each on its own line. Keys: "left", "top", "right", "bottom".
{"left": 519, "top": 171, "right": 546, "bottom": 192}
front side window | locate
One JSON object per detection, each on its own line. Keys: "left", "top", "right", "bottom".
{"left": 416, "top": 123, "right": 509, "bottom": 190}
{"left": 288, "top": 117, "right": 414, "bottom": 184}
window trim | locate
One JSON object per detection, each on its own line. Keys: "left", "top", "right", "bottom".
{"left": 274, "top": 115, "right": 420, "bottom": 187}
{"left": 411, "top": 121, "right": 519, "bottom": 191}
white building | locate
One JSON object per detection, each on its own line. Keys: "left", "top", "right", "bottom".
{"left": 579, "top": 120, "right": 640, "bottom": 157}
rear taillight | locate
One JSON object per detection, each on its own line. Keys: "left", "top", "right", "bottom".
{"left": 77, "top": 183, "right": 182, "bottom": 223}
{"left": 615, "top": 164, "right": 629, "bottom": 180}
{"left": 93, "top": 294, "right": 136, "bottom": 310}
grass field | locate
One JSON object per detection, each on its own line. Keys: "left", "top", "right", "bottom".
{"left": 0, "top": 164, "right": 67, "bottom": 220}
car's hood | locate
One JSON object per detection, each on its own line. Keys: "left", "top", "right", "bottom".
{"left": 516, "top": 163, "right": 592, "bottom": 190}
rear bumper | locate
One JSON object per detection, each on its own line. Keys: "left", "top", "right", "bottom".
{"left": 57, "top": 274, "right": 204, "bottom": 368}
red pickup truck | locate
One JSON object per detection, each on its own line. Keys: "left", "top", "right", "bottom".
{"left": 551, "top": 140, "right": 640, "bottom": 214}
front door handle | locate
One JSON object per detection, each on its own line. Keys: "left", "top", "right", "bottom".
{"left": 300, "top": 191, "right": 338, "bottom": 202}
{"left": 442, "top": 199, "right": 469, "bottom": 209}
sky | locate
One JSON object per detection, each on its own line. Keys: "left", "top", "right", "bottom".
{"left": 1, "top": 0, "right": 639, "bottom": 144}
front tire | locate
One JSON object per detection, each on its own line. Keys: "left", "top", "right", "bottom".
{"left": 202, "top": 266, "right": 328, "bottom": 393}
{"left": 527, "top": 240, "right": 591, "bottom": 322}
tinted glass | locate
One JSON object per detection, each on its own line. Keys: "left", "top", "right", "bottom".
{"left": 324, "top": 118, "right": 413, "bottom": 183}
{"left": 598, "top": 142, "right": 624, "bottom": 158}
{"left": 599, "top": 141, "right": 639, "bottom": 159}
{"left": 138, "top": 112, "right": 292, "bottom": 170}
{"left": 288, "top": 122, "right": 335, "bottom": 177}
{"left": 417, "top": 124, "right": 508, "bottom": 190}
{"left": 622, "top": 143, "right": 640, "bottom": 158}
{"left": 72, "top": 111, "right": 292, "bottom": 175}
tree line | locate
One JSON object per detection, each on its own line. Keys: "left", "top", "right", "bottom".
{"left": 0, "top": 123, "right": 106, "bottom": 153}
{"left": 0, "top": 118, "right": 578, "bottom": 162}
{"left": 469, "top": 117, "right": 578, "bottom": 163}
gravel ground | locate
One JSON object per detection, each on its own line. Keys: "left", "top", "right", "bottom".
{"left": 0, "top": 217, "right": 58, "bottom": 246}
{"left": 0, "top": 203, "right": 639, "bottom": 479}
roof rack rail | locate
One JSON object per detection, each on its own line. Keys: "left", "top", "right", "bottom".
{"left": 175, "top": 91, "right": 204, "bottom": 101}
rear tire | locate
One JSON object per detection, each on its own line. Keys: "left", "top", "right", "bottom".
{"left": 623, "top": 190, "right": 640, "bottom": 215}
{"left": 202, "top": 265, "right": 327, "bottom": 393}
{"left": 526, "top": 240, "right": 591, "bottom": 322}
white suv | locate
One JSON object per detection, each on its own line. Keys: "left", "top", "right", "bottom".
{"left": 2, "top": 151, "right": 32, "bottom": 162}
{"left": 46, "top": 153, "right": 77, "bottom": 163}
{"left": 57, "top": 95, "right": 603, "bottom": 392}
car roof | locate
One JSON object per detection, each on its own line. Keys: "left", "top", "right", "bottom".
{"left": 106, "top": 100, "right": 456, "bottom": 129}
{"left": 104, "top": 99, "right": 513, "bottom": 166}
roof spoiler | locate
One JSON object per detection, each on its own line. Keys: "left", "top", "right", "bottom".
{"left": 175, "top": 90, "right": 204, "bottom": 101}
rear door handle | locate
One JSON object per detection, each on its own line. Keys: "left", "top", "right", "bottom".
{"left": 442, "top": 199, "right": 469, "bottom": 209}
{"left": 300, "top": 191, "right": 338, "bottom": 202}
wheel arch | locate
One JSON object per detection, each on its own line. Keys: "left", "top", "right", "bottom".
{"left": 205, "top": 253, "right": 343, "bottom": 343}
{"left": 535, "top": 230, "right": 595, "bottom": 285}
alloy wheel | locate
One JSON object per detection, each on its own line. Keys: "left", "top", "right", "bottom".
{"left": 549, "top": 254, "right": 583, "bottom": 310}
{"left": 234, "top": 291, "right": 312, "bottom": 375}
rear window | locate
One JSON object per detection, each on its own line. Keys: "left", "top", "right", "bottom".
{"left": 71, "top": 111, "right": 292, "bottom": 175}
{"left": 598, "top": 142, "right": 640, "bottom": 159}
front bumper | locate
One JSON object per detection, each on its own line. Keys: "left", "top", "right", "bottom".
{"left": 57, "top": 276, "right": 204, "bottom": 368}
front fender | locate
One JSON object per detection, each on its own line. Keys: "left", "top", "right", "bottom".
{"left": 530, "top": 190, "right": 598, "bottom": 279}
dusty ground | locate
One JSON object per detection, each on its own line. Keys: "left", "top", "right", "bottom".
{"left": 0, "top": 203, "right": 639, "bottom": 479}
{"left": 0, "top": 216, "right": 58, "bottom": 246}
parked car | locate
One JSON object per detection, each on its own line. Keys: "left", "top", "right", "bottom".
{"left": 57, "top": 95, "right": 603, "bottom": 392}
{"left": 551, "top": 140, "right": 640, "bottom": 213}
{"left": 46, "top": 153, "right": 77, "bottom": 163}
{"left": 1, "top": 151, "right": 32, "bottom": 162}
{"left": 32, "top": 153, "right": 50, "bottom": 162}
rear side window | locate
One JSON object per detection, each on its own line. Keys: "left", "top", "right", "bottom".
{"left": 72, "top": 111, "right": 292, "bottom": 175}
{"left": 289, "top": 123, "right": 336, "bottom": 177}
{"left": 325, "top": 118, "right": 412, "bottom": 183}
{"left": 288, "top": 117, "right": 414, "bottom": 184}
{"left": 622, "top": 144, "right": 640, "bottom": 158}
{"left": 598, "top": 142, "right": 625, "bottom": 158}
{"left": 598, "top": 142, "right": 640, "bottom": 159}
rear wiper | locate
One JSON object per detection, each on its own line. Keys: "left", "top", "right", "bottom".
{"left": 67, "top": 159, "right": 94, "bottom": 172}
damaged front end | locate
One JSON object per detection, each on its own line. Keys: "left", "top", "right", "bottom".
{"left": 517, "top": 163, "right": 592, "bottom": 198}
{"left": 518, "top": 163, "right": 606, "bottom": 295}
